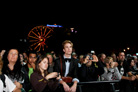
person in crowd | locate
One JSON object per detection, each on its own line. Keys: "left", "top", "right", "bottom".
{"left": 127, "top": 57, "right": 138, "bottom": 92}
{"left": 98, "top": 53, "right": 106, "bottom": 67}
{"left": 133, "top": 55, "right": 138, "bottom": 70}
{"left": 30, "top": 55, "right": 61, "bottom": 92}
{"left": 127, "top": 57, "right": 138, "bottom": 75}
{"left": 101, "top": 56, "right": 121, "bottom": 81}
{"left": 26, "top": 50, "right": 38, "bottom": 79}
{"left": 50, "top": 50, "right": 58, "bottom": 60}
{"left": 45, "top": 52, "right": 55, "bottom": 73}
{"left": 79, "top": 54, "right": 104, "bottom": 81}
{"left": 116, "top": 51, "right": 137, "bottom": 92}
{"left": 2, "top": 48, "right": 30, "bottom": 92}
{"left": 22, "top": 51, "right": 28, "bottom": 64}
{"left": 79, "top": 54, "right": 104, "bottom": 92}
{"left": 111, "top": 52, "right": 117, "bottom": 62}
{"left": 100, "top": 56, "right": 121, "bottom": 92}
{"left": 78, "top": 54, "right": 84, "bottom": 67}
{"left": 0, "top": 55, "right": 21, "bottom": 92}
{"left": 53, "top": 40, "right": 79, "bottom": 92}
{"left": 72, "top": 52, "right": 78, "bottom": 59}
{"left": 22, "top": 50, "right": 38, "bottom": 91}
{"left": 19, "top": 53, "right": 26, "bottom": 66}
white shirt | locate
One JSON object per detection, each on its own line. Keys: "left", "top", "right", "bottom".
{"left": 101, "top": 67, "right": 122, "bottom": 81}
{"left": 64, "top": 55, "right": 71, "bottom": 77}
{"left": 0, "top": 74, "right": 16, "bottom": 92}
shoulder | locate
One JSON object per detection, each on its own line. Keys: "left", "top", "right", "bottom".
{"left": 30, "top": 72, "right": 39, "bottom": 80}
{"left": 31, "top": 72, "right": 38, "bottom": 76}
{"left": 54, "top": 57, "right": 60, "bottom": 62}
{"left": 72, "top": 58, "right": 78, "bottom": 62}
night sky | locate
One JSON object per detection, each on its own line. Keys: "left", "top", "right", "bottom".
{"left": 1, "top": 9, "right": 137, "bottom": 56}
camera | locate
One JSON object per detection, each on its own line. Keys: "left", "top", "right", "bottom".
{"left": 89, "top": 54, "right": 93, "bottom": 60}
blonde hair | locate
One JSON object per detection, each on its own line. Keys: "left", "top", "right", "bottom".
{"left": 62, "top": 40, "right": 73, "bottom": 49}
{"left": 104, "top": 56, "right": 113, "bottom": 64}
{"left": 0, "top": 56, "right": 3, "bottom": 74}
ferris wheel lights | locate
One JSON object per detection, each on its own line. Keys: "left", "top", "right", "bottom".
{"left": 28, "top": 26, "right": 54, "bottom": 51}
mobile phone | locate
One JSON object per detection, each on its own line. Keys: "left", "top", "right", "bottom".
{"left": 57, "top": 73, "right": 59, "bottom": 77}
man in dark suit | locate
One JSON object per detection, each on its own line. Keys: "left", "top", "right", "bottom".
{"left": 54, "top": 40, "right": 79, "bottom": 92}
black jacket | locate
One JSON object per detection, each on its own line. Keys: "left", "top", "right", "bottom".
{"left": 53, "top": 56, "right": 79, "bottom": 79}
{"left": 79, "top": 62, "right": 104, "bottom": 82}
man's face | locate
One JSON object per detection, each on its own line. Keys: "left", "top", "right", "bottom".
{"left": 28, "top": 53, "right": 37, "bottom": 64}
{"left": 118, "top": 52, "right": 125, "bottom": 62}
{"left": 47, "top": 54, "right": 53, "bottom": 64}
{"left": 63, "top": 43, "right": 72, "bottom": 55}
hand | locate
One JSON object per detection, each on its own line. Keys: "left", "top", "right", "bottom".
{"left": 110, "top": 62, "right": 118, "bottom": 68}
{"left": 14, "top": 81, "right": 22, "bottom": 89}
{"left": 70, "top": 83, "right": 77, "bottom": 92}
{"left": 0, "top": 50, "right": 6, "bottom": 58}
{"left": 83, "top": 59, "right": 88, "bottom": 64}
{"left": 56, "top": 73, "right": 61, "bottom": 80}
{"left": 135, "top": 75, "right": 138, "bottom": 80}
{"left": 30, "top": 62, "right": 35, "bottom": 69}
{"left": 86, "top": 60, "right": 92, "bottom": 67}
{"left": 128, "top": 75, "right": 136, "bottom": 81}
{"left": 62, "top": 82, "right": 71, "bottom": 92}
{"left": 46, "top": 72, "right": 58, "bottom": 80}
{"left": 91, "top": 55, "right": 98, "bottom": 62}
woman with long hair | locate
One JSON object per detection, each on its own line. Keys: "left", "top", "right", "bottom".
{"left": 2, "top": 48, "right": 28, "bottom": 92}
{"left": 30, "top": 55, "right": 61, "bottom": 92}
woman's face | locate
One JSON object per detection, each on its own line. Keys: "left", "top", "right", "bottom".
{"left": 7, "top": 49, "right": 18, "bottom": 63}
{"left": 39, "top": 58, "right": 49, "bottom": 71}
{"left": 130, "top": 60, "right": 135, "bottom": 67}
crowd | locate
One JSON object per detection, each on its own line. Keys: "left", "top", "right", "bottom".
{"left": 0, "top": 40, "right": 138, "bottom": 92}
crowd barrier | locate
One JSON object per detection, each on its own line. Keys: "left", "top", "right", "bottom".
{"left": 77, "top": 80, "right": 120, "bottom": 92}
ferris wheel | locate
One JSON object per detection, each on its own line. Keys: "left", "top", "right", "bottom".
{"left": 27, "top": 25, "right": 54, "bottom": 51}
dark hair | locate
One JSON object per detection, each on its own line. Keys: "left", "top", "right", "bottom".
{"left": 2, "top": 48, "right": 23, "bottom": 80}
{"left": 127, "top": 57, "right": 134, "bottom": 66}
{"left": 45, "top": 52, "right": 53, "bottom": 57}
{"left": 0, "top": 56, "right": 3, "bottom": 74}
{"left": 27, "top": 50, "right": 38, "bottom": 57}
{"left": 35, "top": 55, "right": 49, "bottom": 77}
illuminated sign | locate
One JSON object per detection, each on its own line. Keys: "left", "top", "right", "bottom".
{"left": 46, "top": 24, "right": 63, "bottom": 27}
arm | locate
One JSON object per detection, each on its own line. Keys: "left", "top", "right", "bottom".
{"left": 4, "top": 75, "right": 21, "bottom": 92}
{"left": 70, "top": 81, "right": 78, "bottom": 92}
{"left": 121, "top": 72, "right": 136, "bottom": 81}
{"left": 114, "top": 67, "right": 122, "bottom": 80}
{"left": 13, "top": 87, "right": 21, "bottom": 92}
{"left": 30, "top": 73, "right": 48, "bottom": 92}
{"left": 101, "top": 67, "right": 113, "bottom": 81}
{"left": 92, "top": 55, "right": 98, "bottom": 62}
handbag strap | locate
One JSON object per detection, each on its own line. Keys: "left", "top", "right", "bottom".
{"left": 59, "top": 55, "right": 63, "bottom": 77}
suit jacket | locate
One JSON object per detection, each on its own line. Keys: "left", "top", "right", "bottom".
{"left": 53, "top": 55, "right": 79, "bottom": 79}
